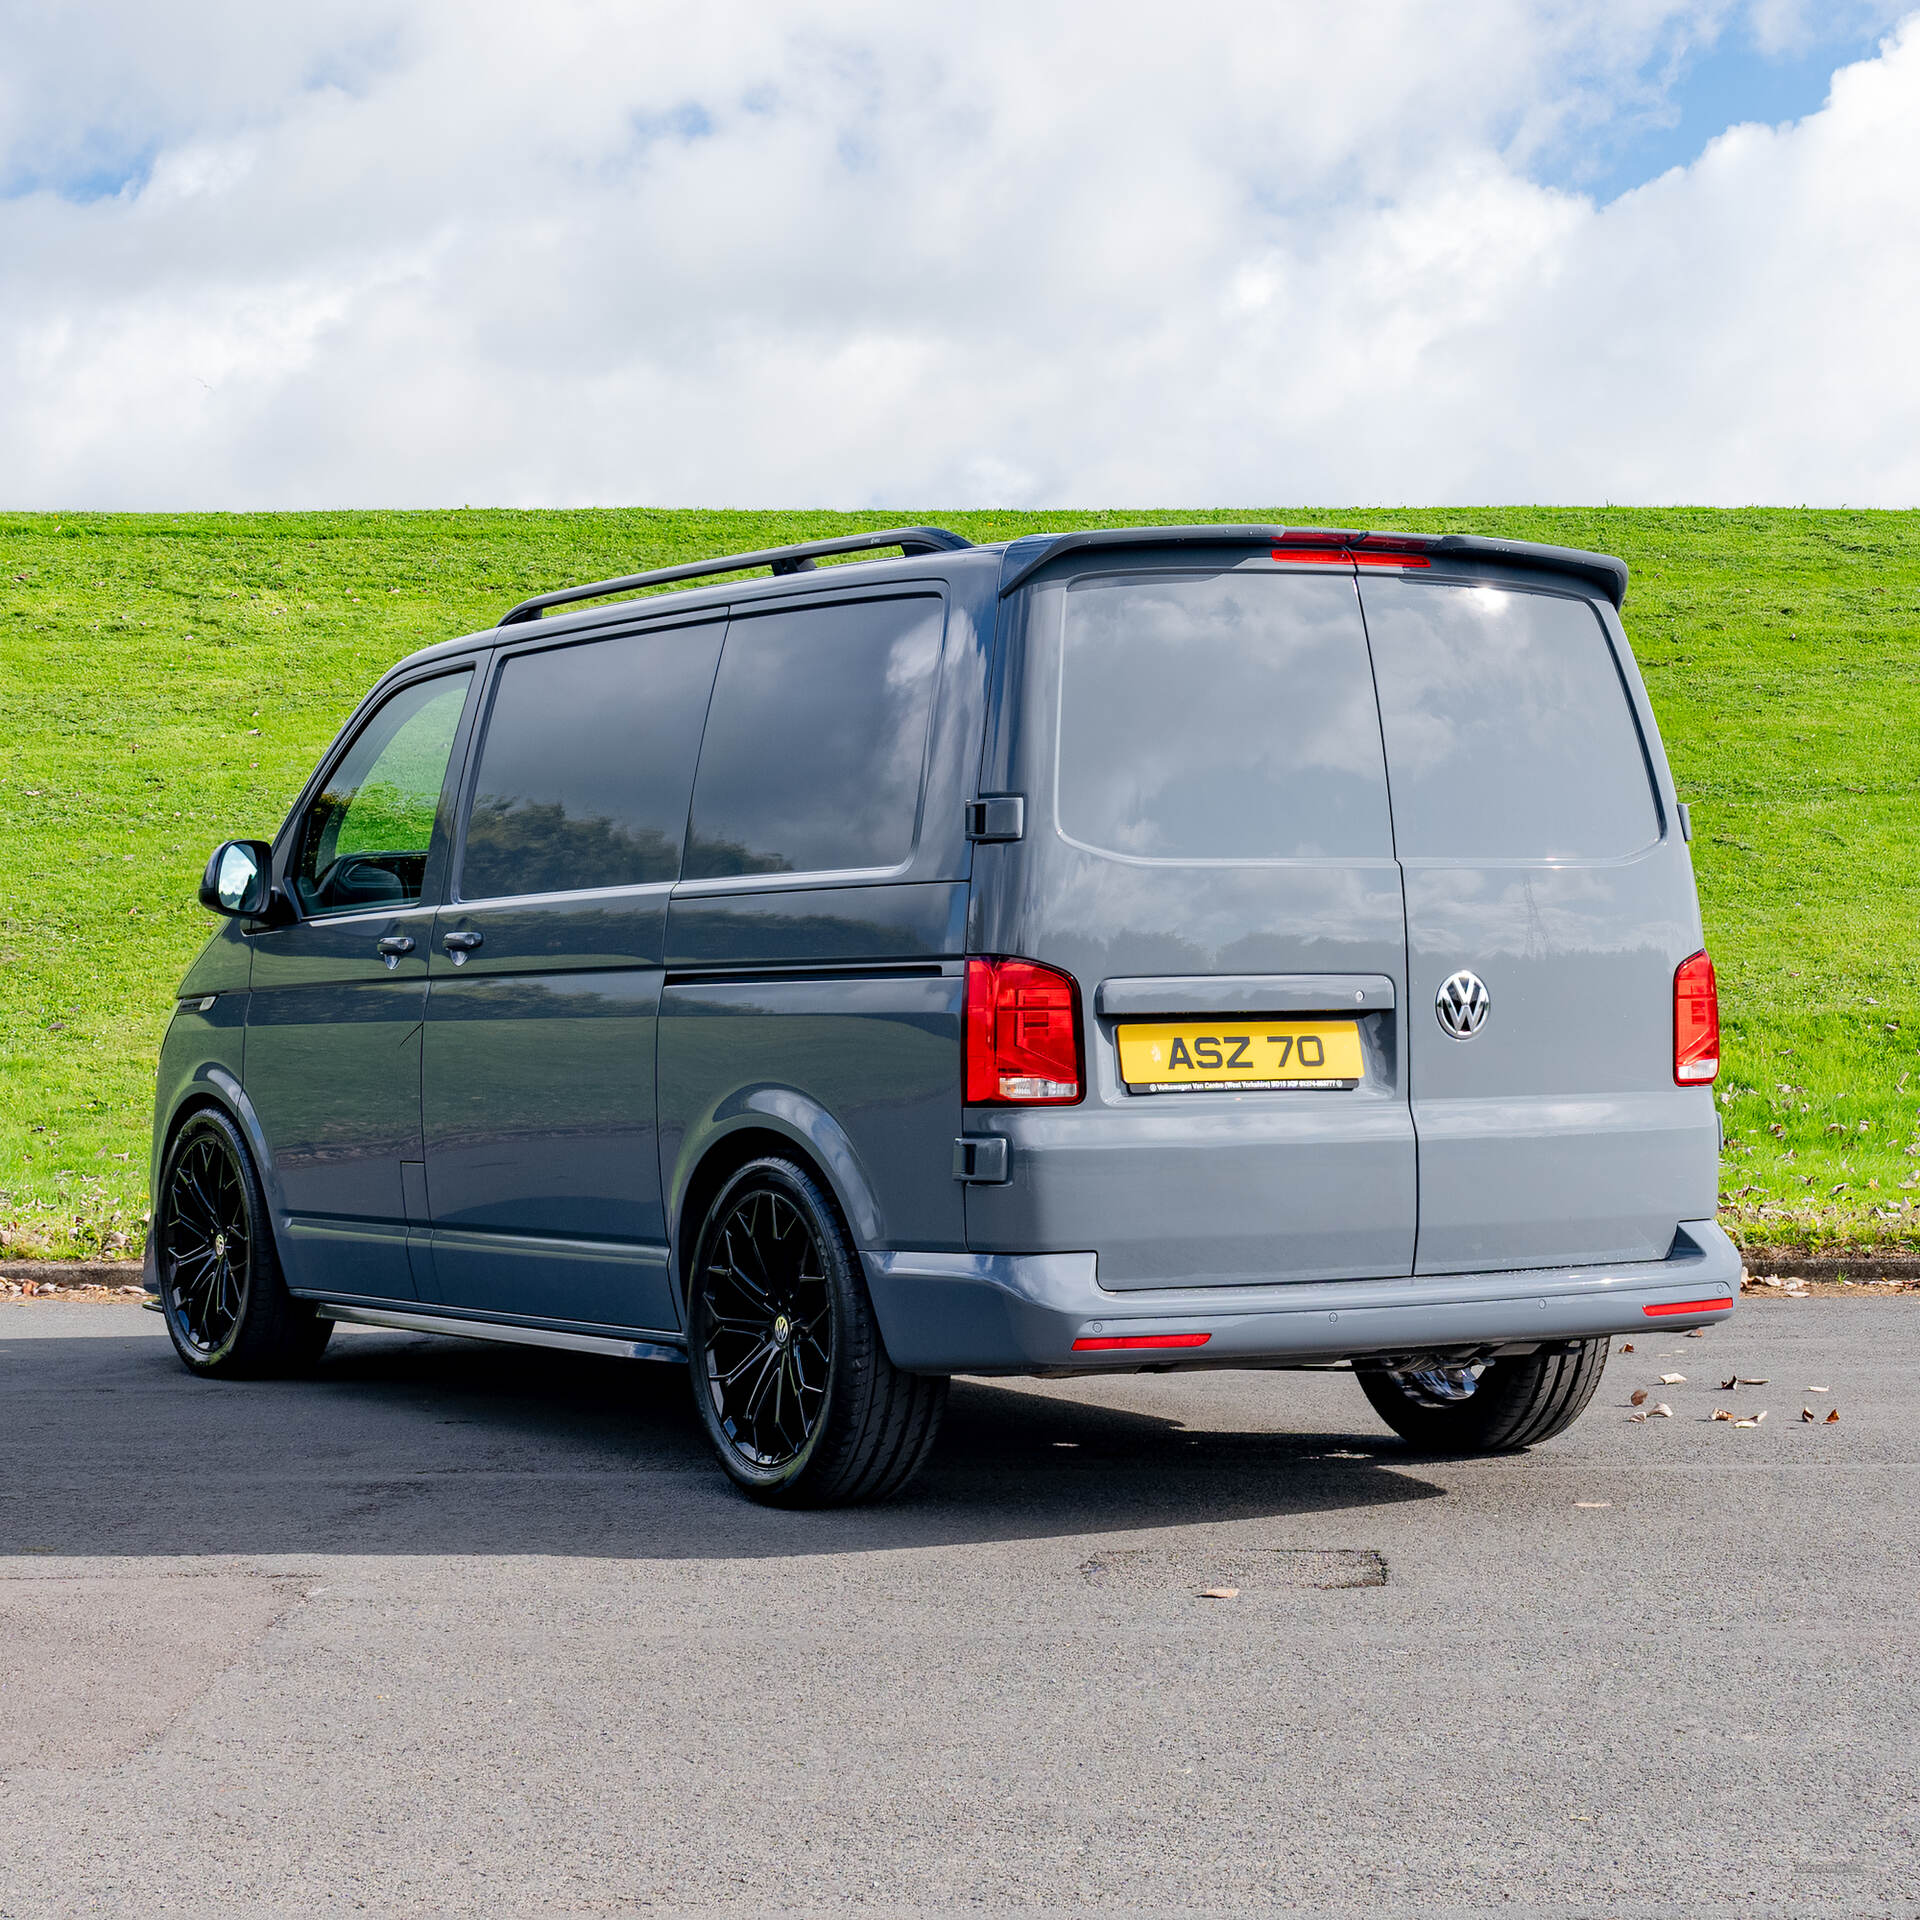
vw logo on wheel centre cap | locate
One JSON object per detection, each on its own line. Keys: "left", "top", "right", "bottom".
{"left": 1435, "top": 970, "right": 1491, "bottom": 1039}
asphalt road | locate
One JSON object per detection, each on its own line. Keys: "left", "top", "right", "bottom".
{"left": 2, "top": 1299, "right": 1915, "bottom": 1919}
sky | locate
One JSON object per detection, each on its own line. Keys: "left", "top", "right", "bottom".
{"left": 1, "top": 0, "right": 1916, "bottom": 509}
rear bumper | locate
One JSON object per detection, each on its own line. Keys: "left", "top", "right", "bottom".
{"left": 864, "top": 1219, "right": 1739, "bottom": 1374}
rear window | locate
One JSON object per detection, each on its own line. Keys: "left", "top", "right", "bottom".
{"left": 1055, "top": 570, "right": 1394, "bottom": 861}
{"left": 1362, "top": 581, "right": 1659, "bottom": 860}
{"left": 458, "top": 621, "right": 722, "bottom": 900}
{"left": 684, "top": 595, "right": 944, "bottom": 880}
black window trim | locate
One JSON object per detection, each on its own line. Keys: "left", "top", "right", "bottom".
{"left": 270, "top": 658, "right": 485, "bottom": 924}
{"left": 669, "top": 580, "right": 955, "bottom": 897}
{"left": 1043, "top": 562, "right": 1400, "bottom": 871}
{"left": 1358, "top": 571, "right": 1668, "bottom": 871}
{"left": 448, "top": 603, "right": 731, "bottom": 908}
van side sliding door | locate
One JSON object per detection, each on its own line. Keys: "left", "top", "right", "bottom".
{"left": 416, "top": 614, "right": 724, "bottom": 1333}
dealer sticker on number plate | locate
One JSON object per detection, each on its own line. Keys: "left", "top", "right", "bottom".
{"left": 1116, "top": 1020, "right": 1363, "bottom": 1093}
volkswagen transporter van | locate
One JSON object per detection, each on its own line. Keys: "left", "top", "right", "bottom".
{"left": 149, "top": 524, "right": 1734, "bottom": 1504}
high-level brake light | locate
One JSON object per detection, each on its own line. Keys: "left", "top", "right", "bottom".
{"left": 965, "top": 957, "right": 1083, "bottom": 1104}
{"left": 1674, "top": 950, "right": 1720, "bottom": 1085}
{"left": 1269, "top": 537, "right": 1431, "bottom": 569}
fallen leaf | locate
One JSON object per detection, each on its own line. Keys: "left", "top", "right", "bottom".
{"left": 1198, "top": 1587, "right": 1240, "bottom": 1600}
{"left": 1628, "top": 1411, "right": 1648, "bottom": 1423}
{"left": 1801, "top": 1407, "right": 1816, "bottom": 1423}
{"left": 1651, "top": 1403, "right": 1674, "bottom": 1419}
{"left": 1620, "top": 1343, "right": 1634, "bottom": 1353}
{"left": 1687, "top": 1328, "right": 1707, "bottom": 1338}
{"left": 1805, "top": 1386, "right": 1828, "bottom": 1393}
{"left": 1711, "top": 1408, "right": 1734, "bottom": 1422}
{"left": 1659, "top": 1373, "right": 1687, "bottom": 1384}
{"left": 1574, "top": 1501, "right": 1612, "bottom": 1509}
{"left": 1630, "top": 1389, "right": 1649, "bottom": 1406}
{"left": 1738, "top": 1378, "right": 1769, "bottom": 1386}
{"left": 1719, "top": 1375, "right": 1739, "bottom": 1390}
{"left": 1733, "top": 1418, "right": 1760, "bottom": 1429}
{"left": 1825, "top": 1408, "right": 1839, "bottom": 1425}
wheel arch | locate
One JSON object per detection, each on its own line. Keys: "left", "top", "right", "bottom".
{"left": 668, "top": 1098, "right": 881, "bottom": 1323}
{"left": 153, "top": 1069, "right": 293, "bottom": 1266}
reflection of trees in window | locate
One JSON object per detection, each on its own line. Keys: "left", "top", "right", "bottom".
{"left": 460, "top": 797, "right": 685, "bottom": 899}
{"left": 291, "top": 674, "right": 468, "bottom": 913}
{"left": 681, "top": 832, "right": 794, "bottom": 881}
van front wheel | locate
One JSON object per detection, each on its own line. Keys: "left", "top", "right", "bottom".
{"left": 156, "top": 1107, "right": 332, "bottom": 1378}
{"left": 686, "top": 1157, "right": 947, "bottom": 1507}
{"left": 1356, "top": 1339, "right": 1610, "bottom": 1452}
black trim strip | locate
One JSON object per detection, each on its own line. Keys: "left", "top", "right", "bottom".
{"left": 663, "top": 962, "right": 949, "bottom": 988}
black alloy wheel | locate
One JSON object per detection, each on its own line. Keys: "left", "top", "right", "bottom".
{"left": 164, "top": 1126, "right": 251, "bottom": 1356}
{"left": 156, "top": 1108, "right": 331, "bottom": 1378}
{"left": 701, "top": 1185, "right": 833, "bottom": 1470}
{"left": 686, "top": 1156, "right": 947, "bottom": 1506}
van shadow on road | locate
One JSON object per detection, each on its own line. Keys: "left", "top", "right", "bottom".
{"left": 5, "top": 1324, "right": 1443, "bottom": 1562}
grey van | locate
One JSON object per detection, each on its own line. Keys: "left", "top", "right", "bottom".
{"left": 150, "top": 524, "right": 1735, "bottom": 1504}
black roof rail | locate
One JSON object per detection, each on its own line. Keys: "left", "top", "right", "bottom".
{"left": 995, "top": 524, "right": 1628, "bottom": 606}
{"left": 498, "top": 526, "right": 975, "bottom": 627}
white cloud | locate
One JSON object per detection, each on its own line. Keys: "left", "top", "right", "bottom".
{"left": 1, "top": 0, "right": 1916, "bottom": 507}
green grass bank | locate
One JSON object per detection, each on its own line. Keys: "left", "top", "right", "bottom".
{"left": 3, "top": 506, "right": 1917, "bottom": 1261}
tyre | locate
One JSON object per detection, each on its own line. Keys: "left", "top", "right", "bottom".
{"left": 1356, "top": 1340, "right": 1610, "bottom": 1452}
{"left": 155, "top": 1107, "right": 333, "bottom": 1378}
{"left": 686, "top": 1156, "right": 947, "bottom": 1507}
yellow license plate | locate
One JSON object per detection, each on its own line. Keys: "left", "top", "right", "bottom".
{"left": 1116, "top": 1020, "right": 1363, "bottom": 1093}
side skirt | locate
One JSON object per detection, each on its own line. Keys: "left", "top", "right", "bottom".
{"left": 312, "top": 1300, "right": 687, "bottom": 1365}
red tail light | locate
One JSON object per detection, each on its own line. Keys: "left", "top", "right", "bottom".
{"left": 966, "top": 957, "right": 1083, "bottom": 1104}
{"left": 1674, "top": 950, "right": 1719, "bottom": 1085}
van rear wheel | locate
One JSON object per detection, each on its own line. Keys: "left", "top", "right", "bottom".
{"left": 1357, "top": 1339, "right": 1610, "bottom": 1452}
{"left": 686, "top": 1156, "right": 947, "bottom": 1507}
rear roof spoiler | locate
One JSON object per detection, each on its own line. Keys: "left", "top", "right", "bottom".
{"left": 995, "top": 525, "right": 1629, "bottom": 607}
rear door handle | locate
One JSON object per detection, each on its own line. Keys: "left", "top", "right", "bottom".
{"left": 376, "top": 935, "right": 415, "bottom": 970}
{"left": 442, "top": 930, "right": 483, "bottom": 966}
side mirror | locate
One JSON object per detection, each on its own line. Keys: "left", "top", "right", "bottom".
{"left": 198, "top": 840, "right": 275, "bottom": 918}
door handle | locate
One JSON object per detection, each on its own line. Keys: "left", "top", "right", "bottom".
{"left": 376, "top": 935, "right": 415, "bottom": 971}
{"left": 442, "top": 930, "right": 483, "bottom": 966}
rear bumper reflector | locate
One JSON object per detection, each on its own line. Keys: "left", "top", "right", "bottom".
{"left": 1642, "top": 1297, "right": 1733, "bottom": 1317}
{"left": 1070, "top": 1332, "right": 1212, "bottom": 1352}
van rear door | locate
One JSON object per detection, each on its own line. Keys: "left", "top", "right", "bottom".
{"left": 966, "top": 555, "right": 1416, "bottom": 1288}
{"left": 1359, "top": 572, "right": 1712, "bottom": 1273}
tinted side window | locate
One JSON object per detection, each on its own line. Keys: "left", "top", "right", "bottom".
{"left": 458, "top": 622, "right": 723, "bottom": 900}
{"left": 292, "top": 671, "right": 471, "bottom": 916}
{"left": 685, "top": 596, "right": 943, "bottom": 880}
{"left": 1363, "top": 582, "right": 1659, "bottom": 860}
{"left": 1055, "top": 571, "right": 1394, "bottom": 861}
